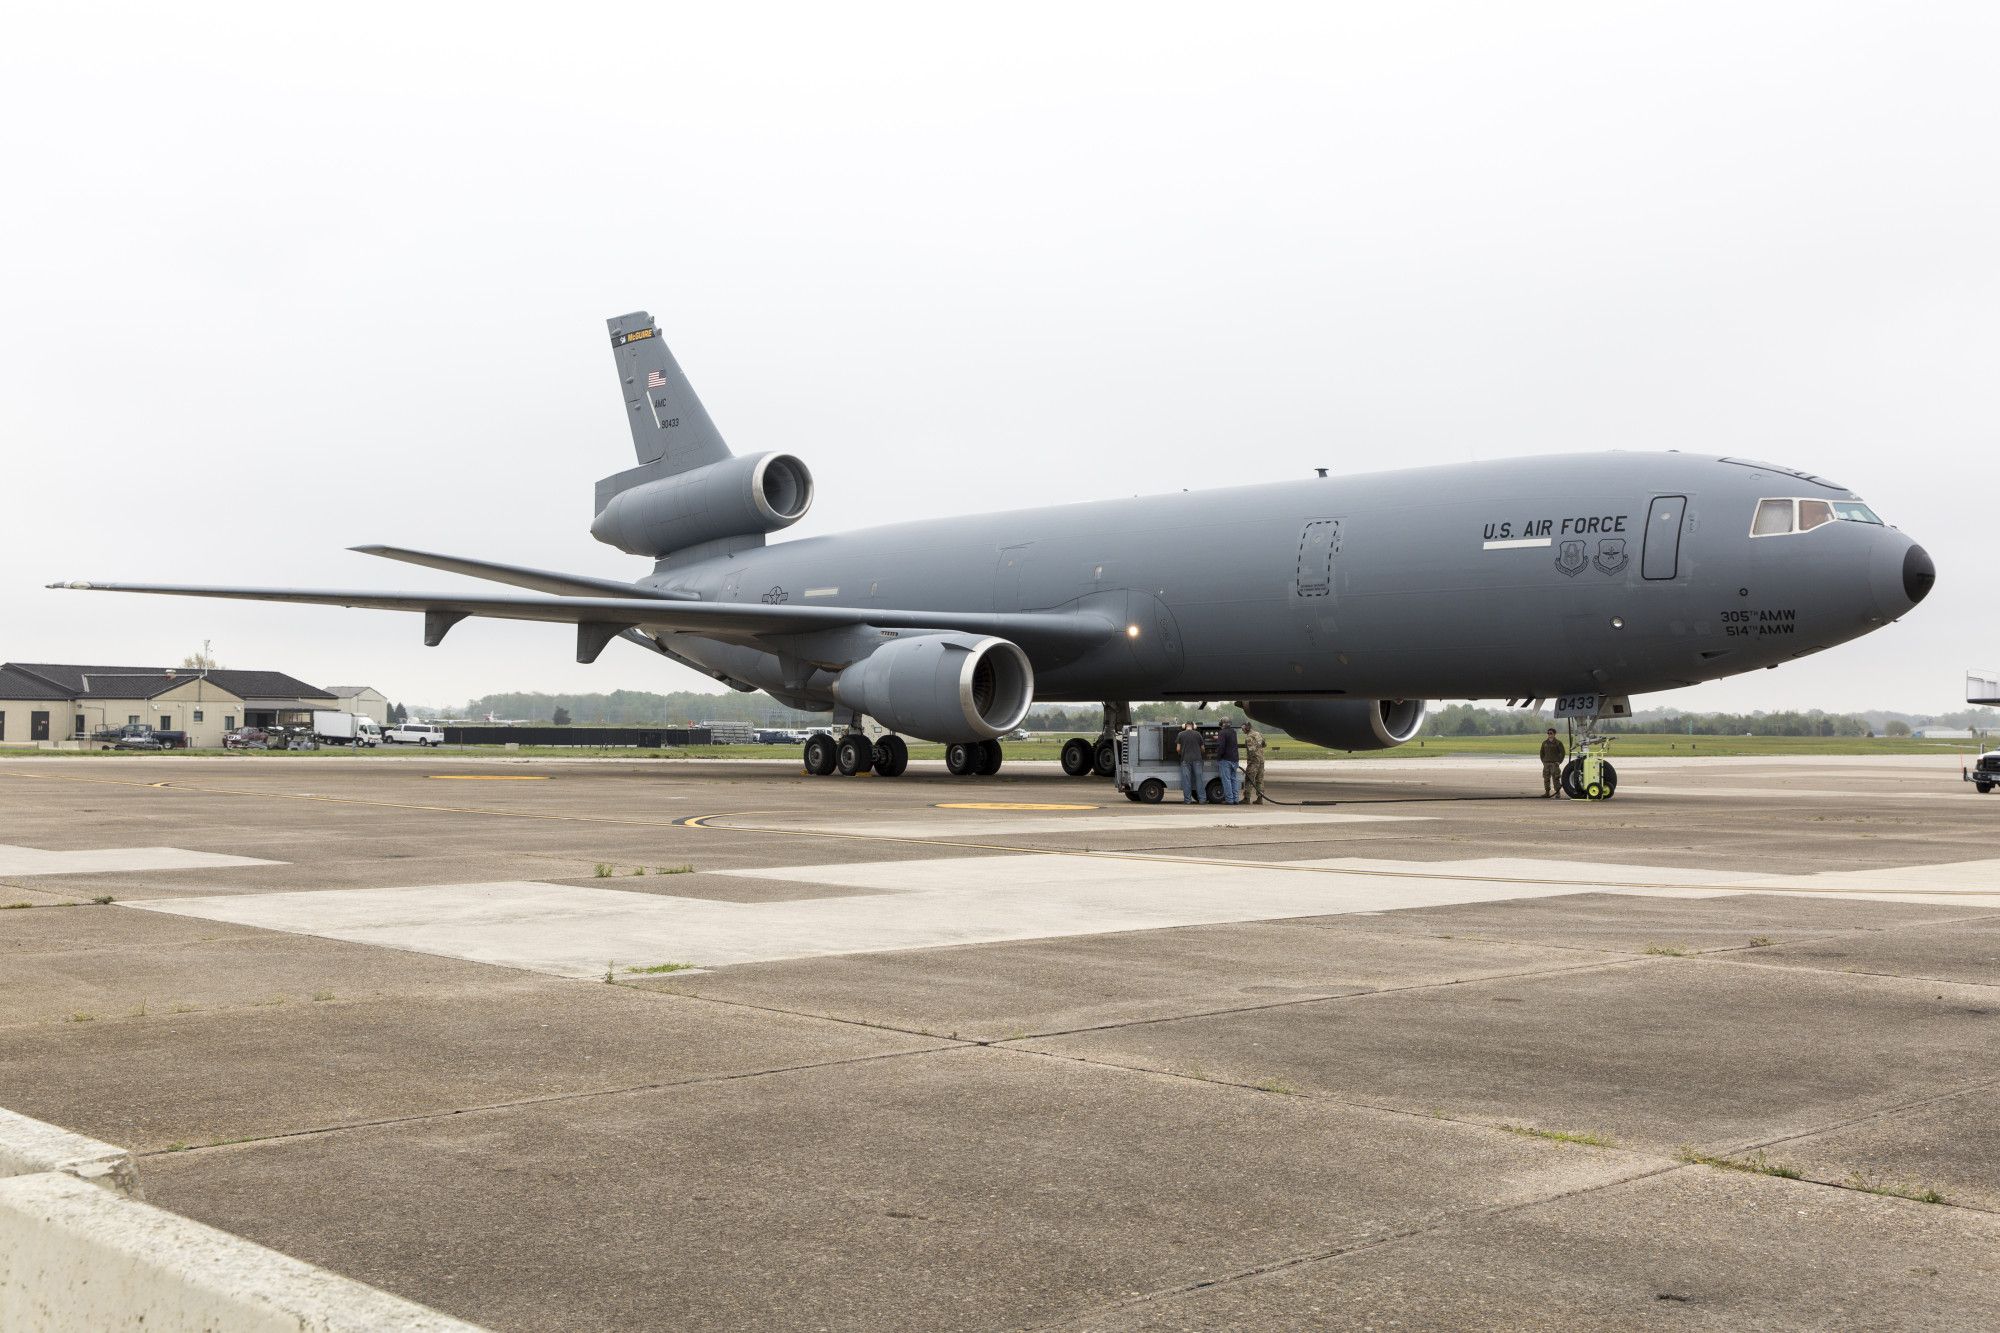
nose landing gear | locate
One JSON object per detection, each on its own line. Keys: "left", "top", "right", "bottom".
{"left": 1559, "top": 718, "right": 1618, "bottom": 800}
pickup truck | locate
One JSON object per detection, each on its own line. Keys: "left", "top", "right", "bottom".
{"left": 1969, "top": 752, "right": 1998, "bottom": 795}
{"left": 383, "top": 722, "right": 445, "bottom": 747}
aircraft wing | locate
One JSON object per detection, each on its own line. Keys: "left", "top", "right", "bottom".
{"left": 49, "top": 581, "right": 1117, "bottom": 662}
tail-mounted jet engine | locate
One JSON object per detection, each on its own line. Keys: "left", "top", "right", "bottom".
{"left": 1243, "top": 698, "right": 1428, "bottom": 752}
{"left": 591, "top": 452, "right": 814, "bottom": 557}
{"left": 832, "top": 634, "right": 1034, "bottom": 744}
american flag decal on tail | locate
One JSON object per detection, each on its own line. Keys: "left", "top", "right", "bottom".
{"left": 646, "top": 370, "right": 667, "bottom": 389}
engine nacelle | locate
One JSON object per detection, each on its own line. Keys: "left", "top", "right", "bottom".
{"left": 832, "top": 634, "right": 1033, "bottom": 743}
{"left": 591, "top": 452, "right": 814, "bottom": 557}
{"left": 1243, "top": 698, "right": 1428, "bottom": 752}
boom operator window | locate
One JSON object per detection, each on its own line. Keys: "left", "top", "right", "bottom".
{"left": 1749, "top": 497, "right": 1885, "bottom": 537}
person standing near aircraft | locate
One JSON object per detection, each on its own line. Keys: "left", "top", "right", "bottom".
{"left": 1177, "top": 721, "right": 1205, "bottom": 804}
{"left": 1216, "top": 718, "right": 1242, "bottom": 804}
{"left": 1242, "top": 722, "right": 1266, "bottom": 804}
{"left": 1540, "top": 727, "right": 1567, "bottom": 797}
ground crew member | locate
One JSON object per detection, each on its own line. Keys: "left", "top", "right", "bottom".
{"left": 1540, "top": 727, "right": 1566, "bottom": 797}
{"left": 1243, "top": 723, "right": 1267, "bottom": 803}
{"left": 1216, "top": 718, "right": 1241, "bottom": 804}
{"left": 1176, "top": 721, "right": 1205, "bottom": 803}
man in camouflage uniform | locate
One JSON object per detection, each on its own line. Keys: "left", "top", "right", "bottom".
{"left": 1242, "top": 722, "right": 1267, "bottom": 804}
{"left": 1540, "top": 727, "right": 1567, "bottom": 797}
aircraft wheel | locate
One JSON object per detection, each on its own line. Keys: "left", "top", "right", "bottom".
{"left": 803, "top": 733, "right": 837, "bottom": 776}
{"left": 945, "top": 742, "right": 980, "bottom": 776}
{"left": 1061, "top": 738, "right": 1096, "bottom": 777}
{"left": 836, "top": 734, "right": 874, "bottom": 776}
{"left": 977, "top": 740, "right": 1004, "bottom": 775}
{"left": 874, "top": 735, "right": 909, "bottom": 778}
{"left": 1093, "top": 738, "right": 1117, "bottom": 777}
{"left": 1205, "top": 777, "right": 1225, "bottom": 805}
{"left": 1138, "top": 778, "right": 1166, "bottom": 804}
{"left": 1561, "top": 760, "right": 1584, "bottom": 800}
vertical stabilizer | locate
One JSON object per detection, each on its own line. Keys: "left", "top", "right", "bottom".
{"left": 607, "top": 311, "right": 731, "bottom": 472}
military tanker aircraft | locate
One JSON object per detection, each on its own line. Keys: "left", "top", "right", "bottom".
{"left": 56, "top": 309, "right": 1934, "bottom": 787}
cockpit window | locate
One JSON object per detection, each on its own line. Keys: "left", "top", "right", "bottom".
{"left": 1751, "top": 496, "right": 1887, "bottom": 537}
{"left": 1751, "top": 498, "right": 1794, "bottom": 536}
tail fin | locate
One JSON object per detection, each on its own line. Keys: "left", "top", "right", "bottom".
{"left": 606, "top": 311, "right": 731, "bottom": 473}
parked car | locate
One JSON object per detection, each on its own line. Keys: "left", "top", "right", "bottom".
{"left": 95, "top": 724, "right": 161, "bottom": 750}
{"left": 384, "top": 722, "right": 445, "bottom": 747}
{"left": 223, "top": 727, "right": 271, "bottom": 750}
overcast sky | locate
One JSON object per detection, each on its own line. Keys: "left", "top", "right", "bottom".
{"left": 3, "top": 3, "right": 1993, "bottom": 714}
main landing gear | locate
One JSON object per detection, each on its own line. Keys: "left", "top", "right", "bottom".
{"left": 1060, "top": 701, "right": 1128, "bottom": 780}
{"left": 802, "top": 730, "right": 911, "bottom": 778}
{"left": 946, "top": 740, "right": 1004, "bottom": 776}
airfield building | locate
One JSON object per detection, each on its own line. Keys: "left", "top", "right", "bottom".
{"left": 0, "top": 663, "right": 334, "bottom": 748}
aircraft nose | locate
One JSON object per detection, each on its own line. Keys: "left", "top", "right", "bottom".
{"left": 1870, "top": 532, "right": 1934, "bottom": 619}
{"left": 1903, "top": 543, "right": 1935, "bottom": 606}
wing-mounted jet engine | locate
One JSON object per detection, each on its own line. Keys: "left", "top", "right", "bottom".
{"left": 1243, "top": 698, "right": 1428, "bottom": 752}
{"left": 593, "top": 311, "right": 814, "bottom": 563}
{"left": 831, "top": 634, "right": 1034, "bottom": 743}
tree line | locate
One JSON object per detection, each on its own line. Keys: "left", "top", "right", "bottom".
{"left": 402, "top": 691, "right": 1993, "bottom": 738}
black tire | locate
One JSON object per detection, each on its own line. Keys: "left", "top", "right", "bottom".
{"left": 1138, "top": 778, "right": 1166, "bottom": 804}
{"left": 1061, "top": 738, "right": 1096, "bottom": 777}
{"left": 977, "top": 740, "right": 1003, "bottom": 775}
{"left": 945, "top": 742, "right": 980, "bottom": 776}
{"left": 837, "top": 734, "right": 874, "bottom": 776}
{"left": 803, "top": 733, "right": 837, "bottom": 776}
{"left": 1976, "top": 781, "right": 1993, "bottom": 794}
{"left": 1561, "top": 760, "right": 1584, "bottom": 800}
{"left": 1205, "top": 777, "right": 1225, "bottom": 804}
{"left": 1124, "top": 790, "right": 1143, "bottom": 802}
{"left": 874, "top": 735, "right": 909, "bottom": 778}
{"left": 1093, "top": 738, "right": 1117, "bottom": 777}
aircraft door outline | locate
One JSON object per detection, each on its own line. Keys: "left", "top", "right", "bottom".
{"left": 1295, "top": 519, "right": 1341, "bottom": 598}
{"left": 1642, "top": 495, "right": 1688, "bottom": 580}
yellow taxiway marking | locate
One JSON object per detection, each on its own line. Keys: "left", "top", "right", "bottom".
{"left": 3, "top": 769, "right": 1989, "bottom": 901}
{"left": 425, "top": 775, "right": 550, "bottom": 781}
{"left": 935, "top": 802, "right": 1100, "bottom": 811}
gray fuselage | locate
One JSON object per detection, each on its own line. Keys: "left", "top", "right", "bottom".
{"left": 639, "top": 451, "right": 1930, "bottom": 707}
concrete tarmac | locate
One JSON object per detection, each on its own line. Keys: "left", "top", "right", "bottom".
{"left": 1, "top": 752, "right": 1996, "bottom": 1330}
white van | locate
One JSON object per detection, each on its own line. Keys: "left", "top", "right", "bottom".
{"left": 384, "top": 722, "right": 445, "bottom": 747}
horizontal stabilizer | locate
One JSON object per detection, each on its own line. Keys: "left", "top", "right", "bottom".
{"left": 349, "top": 545, "right": 693, "bottom": 600}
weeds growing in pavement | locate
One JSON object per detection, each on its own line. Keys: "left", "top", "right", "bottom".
{"left": 1502, "top": 1124, "right": 1618, "bottom": 1148}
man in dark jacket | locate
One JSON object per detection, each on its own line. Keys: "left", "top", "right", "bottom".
{"left": 1176, "top": 721, "right": 1205, "bottom": 803}
{"left": 1540, "top": 727, "right": 1567, "bottom": 797}
{"left": 1215, "top": 719, "right": 1241, "bottom": 804}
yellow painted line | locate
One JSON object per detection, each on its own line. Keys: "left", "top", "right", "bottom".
{"left": 426, "top": 775, "right": 550, "bottom": 781}
{"left": 3, "top": 769, "right": 1987, "bottom": 900}
{"left": 935, "top": 802, "right": 1100, "bottom": 811}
